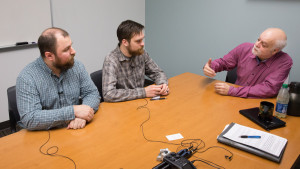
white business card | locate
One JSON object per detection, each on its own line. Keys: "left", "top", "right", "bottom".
{"left": 166, "top": 133, "right": 184, "bottom": 141}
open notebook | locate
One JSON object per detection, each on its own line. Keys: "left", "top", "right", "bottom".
{"left": 217, "top": 123, "right": 287, "bottom": 163}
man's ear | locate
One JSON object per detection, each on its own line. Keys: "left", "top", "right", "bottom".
{"left": 122, "top": 39, "right": 129, "bottom": 47}
{"left": 45, "top": 52, "right": 55, "bottom": 61}
{"left": 272, "top": 48, "right": 279, "bottom": 56}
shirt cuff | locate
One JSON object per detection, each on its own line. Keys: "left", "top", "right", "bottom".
{"left": 228, "top": 86, "right": 235, "bottom": 96}
{"left": 138, "top": 88, "right": 146, "bottom": 98}
{"left": 210, "top": 61, "right": 217, "bottom": 72}
{"left": 64, "top": 105, "right": 75, "bottom": 121}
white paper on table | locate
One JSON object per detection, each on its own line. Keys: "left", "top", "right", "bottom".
{"left": 166, "top": 133, "right": 184, "bottom": 141}
{"left": 223, "top": 123, "right": 287, "bottom": 157}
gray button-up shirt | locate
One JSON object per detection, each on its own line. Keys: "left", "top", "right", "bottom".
{"left": 16, "top": 57, "right": 100, "bottom": 130}
{"left": 102, "top": 46, "right": 168, "bottom": 102}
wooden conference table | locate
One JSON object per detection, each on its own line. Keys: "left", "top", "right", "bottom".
{"left": 0, "top": 72, "right": 299, "bottom": 169}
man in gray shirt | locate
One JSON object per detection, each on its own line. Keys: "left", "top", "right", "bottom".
{"left": 102, "top": 20, "right": 169, "bottom": 102}
{"left": 16, "top": 27, "right": 100, "bottom": 130}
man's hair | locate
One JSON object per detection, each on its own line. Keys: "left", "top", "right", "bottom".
{"left": 274, "top": 39, "right": 287, "bottom": 51}
{"left": 117, "top": 20, "right": 144, "bottom": 45}
{"left": 38, "top": 27, "right": 69, "bottom": 58}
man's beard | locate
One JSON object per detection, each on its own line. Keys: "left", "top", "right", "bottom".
{"left": 53, "top": 54, "right": 75, "bottom": 72}
{"left": 128, "top": 46, "right": 144, "bottom": 56}
{"left": 252, "top": 45, "right": 260, "bottom": 56}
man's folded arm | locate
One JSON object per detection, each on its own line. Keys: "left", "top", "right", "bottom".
{"left": 17, "top": 77, "right": 75, "bottom": 130}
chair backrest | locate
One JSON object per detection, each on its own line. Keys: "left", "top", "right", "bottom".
{"left": 90, "top": 70, "right": 104, "bottom": 102}
{"left": 7, "top": 86, "right": 20, "bottom": 133}
{"left": 144, "top": 78, "right": 155, "bottom": 87}
{"left": 225, "top": 67, "right": 237, "bottom": 84}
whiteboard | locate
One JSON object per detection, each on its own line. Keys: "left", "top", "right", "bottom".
{"left": 0, "top": 0, "right": 52, "bottom": 47}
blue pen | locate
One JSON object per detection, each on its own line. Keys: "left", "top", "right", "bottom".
{"left": 240, "top": 135, "right": 261, "bottom": 138}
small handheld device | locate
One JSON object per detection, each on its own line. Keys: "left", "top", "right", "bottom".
{"left": 157, "top": 148, "right": 171, "bottom": 161}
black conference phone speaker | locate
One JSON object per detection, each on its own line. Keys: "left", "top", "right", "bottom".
{"left": 287, "top": 82, "right": 300, "bottom": 116}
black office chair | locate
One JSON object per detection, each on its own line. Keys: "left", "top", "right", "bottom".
{"left": 225, "top": 67, "right": 237, "bottom": 84}
{"left": 90, "top": 70, "right": 104, "bottom": 102}
{"left": 7, "top": 86, "right": 21, "bottom": 133}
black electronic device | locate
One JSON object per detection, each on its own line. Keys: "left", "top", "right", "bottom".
{"left": 239, "top": 107, "right": 286, "bottom": 131}
{"left": 153, "top": 152, "right": 196, "bottom": 169}
{"left": 291, "top": 154, "right": 300, "bottom": 169}
{"left": 287, "top": 82, "right": 300, "bottom": 116}
{"left": 163, "top": 152, "right": 196, "bottom": 169}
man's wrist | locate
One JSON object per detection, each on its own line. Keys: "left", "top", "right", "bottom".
{"left": 65, "top": 105, "right": 76, "bottom": 120}
{"left": 228, "top": 86, "right": 234, "bottom": 96}
{"left": 141, "top": 88, "right": 147, "bottom": 98}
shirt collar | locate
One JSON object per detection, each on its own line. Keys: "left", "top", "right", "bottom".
{"left": 252, "top": 54, "right": 276, "bottom": 68}
{"left": 37, "top": 56, "right": 53, "bottom": 74}
{"left": 265, "top": 52, "right": 281, "bottom": 67}
{"left": 116, "top": 46, "right": 131, "bottom": 62}
{"left": 37, "top": 56, "right": 66, "bottom": 78}
{"left": 255, "top": 56, "right": 265, "bottom": 64}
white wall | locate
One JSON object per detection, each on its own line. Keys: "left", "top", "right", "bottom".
{"left": 0, "top": 0, "right": 52, "bottom": 47}
{"left": 51, "top": 0, "right": 145, "bottom": 74}
{"left": 0, "top": 47, "right": 40, "bottom": 122}
{"left": 0, "top": 0, "right": 145, "bottom": 123}
{"left": 146, "top": 0, "right": 300, "bottom": 83}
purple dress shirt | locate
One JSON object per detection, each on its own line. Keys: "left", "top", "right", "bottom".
{"left": 210, "top": 43, "right": 293, "bottom": 98}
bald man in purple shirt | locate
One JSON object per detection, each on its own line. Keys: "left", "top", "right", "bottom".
{"left": 203, "top": 28, "right": 293, "bottom": 98}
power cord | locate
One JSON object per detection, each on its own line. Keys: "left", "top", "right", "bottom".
{"left": 39, "top": 130, "right": 77, "bottom": 169}
{"left": 137, "top": 98, "right": 180, "bottom": 146}
{"left": 137, "top": 98, "right": 233, "bottom": 169}
{"left": 191, "top": 157, "right": 226, "bottom": 169}
{"left": 176, "top": 139, "right": 205, "bottom": 153}
{"left": 196, "top": 146, "right": 233, "bottom": 161}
